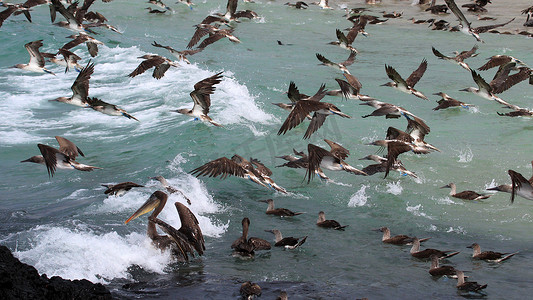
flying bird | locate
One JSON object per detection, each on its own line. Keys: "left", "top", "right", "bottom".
{"left": 13, "top": 40, "right": 55, "bottom": 75}
{"left": 128, "top": 54, "right": 179, "bottom": 79}
{"left": 382, "top": 59, "right": 428, "bottom": 100}
{"left": 86, "top": 97, "right": 139, "bottom": 121}
{"left": 50, "top": 61, "right": 94, "bottom": 107}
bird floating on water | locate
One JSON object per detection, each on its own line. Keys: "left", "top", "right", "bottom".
{"left": 259, "top": 199, "right": 304, "bottom": 217}
{"left": 21, "top": 136, "right": 101, "bottom": 178}
{"left": 410, "top": 237, "right": 460, "bottom": 260}
{"left": 455, "top": 270, "right": 487, "bottom": 293}
{"left": 467, "top": 243, "right": 518, "bottom": 263}
{"left": 265, "top": 229, "right": 307, "bottom": 249}
{"left": 316, "top": 211, "right": 348, "bottom": 230}
{"left": 172, "top": 72, "right": 223, "bottom": 127}
{"left": 240, "top": 281, "right": 261, "bottom": 299}
{"left": 428, "top": 254, "right": 459, "bottom": 278}
{"left": 125, "top": 191, "right": 205, "bottom": 261}
{"left": 373, "top": 227, "right": 430, "bottom": 245}
{"left": 231, "top": 217, "right": 271, "bottom": 257}
{"left": 441, "top": 183, "right": 490, "bottom": 201}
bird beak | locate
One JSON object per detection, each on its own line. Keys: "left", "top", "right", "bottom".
{"left": 466, "top": 245, "right": 473, "bottom": 249}
{"left": 124, "top": 193, "right": 161, "bottom": 224}
{"left": 258, "top": 200, "right": 268, "bottom": 203}
{"left": 264, "top": 229, "right": 274, "bottom": 233}
{"left": 20, "top": 158, "right": 31, "bottom": 163}
{"left": 371, "top": 228, "right": 382, "bottom": 232}
{"left": 459, "top": 88, "right": 470, "bottom": 92}
{"left": 440, "top": 184, "right": 450, "bottom": 189}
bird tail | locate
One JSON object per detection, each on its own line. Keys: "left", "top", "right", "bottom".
{"left": 122, "top": 112, "right": 140, "bottom": 122}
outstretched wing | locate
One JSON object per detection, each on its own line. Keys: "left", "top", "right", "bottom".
{"left": 190, "top": 157, "right": 246, "bottom": 179}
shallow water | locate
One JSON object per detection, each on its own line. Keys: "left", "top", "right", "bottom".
{"left": 1, "top": 0, "right": 533, "bottom": 299}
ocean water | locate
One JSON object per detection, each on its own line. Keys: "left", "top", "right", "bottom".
{"left": 1, "top": 0, "right": 532, "bottom": 299}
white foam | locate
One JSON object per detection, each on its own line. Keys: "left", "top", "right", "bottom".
{"left": 348, "top": 185, "right": 369, "bottom": 207}
{"left": 406, "top": 203, "right": 435, "bottom": 220}
{"left": 15, "top": 226, "right": 170, "bottom": 283}
{"left": 385, "top": 181, "right": 403, "bottom": 195}
{"left": 456, "top": 146, "right": 473, "bottom": 163}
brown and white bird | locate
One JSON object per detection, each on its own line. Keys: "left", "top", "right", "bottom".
{"left": 21, "top": 136, "right": 101, "bottom": 178}
{"left": 259, "top": 199, "right": 304, "bottom": 217}
{"left": 278, "top": 84, "right": 350, "bottom": 139}
{"left": 305, "top": 140, "right": 367, "bottom": 183}
{"left": 62, "top": 33, "right": 104, "bottom": 57}
{"left": 467, "top": 243, "right": 518, "bottom": 263}
{"left": 42, "top": 48, "right": 83, "bottom": 73}
{"left": 327, "top": 72, "right": 376, "bottom": 101}
{"left": 265, "top": 229, "right": 307, "bottom": 249}
{"left": 13, "top": 40, "right": 55, "bottom": 75}
{"left": 87, "top": 97, "right": 139, "bottom": 121}
{"left": 382, "top": 59, "right": 428, "bottom": 100}
{"left": 373, "top": 227, "right": 430, "bottom": 245}
{"left": 455, "top": 270, "right": 487, "bottom": 293}
{"left": 231, "top": 218, "right": 271, "bottom": 256}
{"left": 410, "top": 237, "right": 460, "bottom": 260}
{"left": 240, "top": 281, "right": 261, "bottom": 300}
{"left": 432, "top": 92, "right": 474, "bottom": 110}
{"left": 128, "top": 54, "right": 179, "bottom": 80}
{"left": 50, "top": 61, "right": 93, "bottom": 107}
{"left": 431, "top": 45, "right": 478, "bottom": 71}
{"left": 102, "top": 182, "right": 144, "bottom": 197}
{"left": 428, "top": 254, "right": 458, "bottom": 277}
{"left": 152, "top": 41, "right": 203, "bottom": 64}
{"left": 316, "top": 50, "right": 356, "bottom": 74}
{"left": 316, "top": 211, "right": 347, "bottom": 230}
{"left": 172, "top": 72, "right": 223, "bottom": 127}
{"left": 441, "top": 183, "right": 490, "bottom": 201}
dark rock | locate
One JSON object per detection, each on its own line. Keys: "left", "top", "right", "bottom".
{"left": 0, "top": 245, "right": 112, "bottom": 300}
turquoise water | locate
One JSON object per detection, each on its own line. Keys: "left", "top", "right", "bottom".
{"left": 1, "top": 0, "right": 532, "bottom": 299}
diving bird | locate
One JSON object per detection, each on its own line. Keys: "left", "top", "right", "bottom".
{"left": 196, "top": 28, "right": 241, "bottom": 49}
{"left": 13, "top": 40, "right": 55, "bottom": 75}
{"left": 150, "top": 175, "right": 192, "bottom": 205}
{"left": 124, "top": 191, "right": 205, "bottom": 261}
{"left": 145, "top": 7, "right": 167, "bottom": 14}
{"left": 250, "top": 159, "right": 288, "bottom": 193}
{"left": 278, "top": 84, "right": 351, "bottom": 139}
{"left": 522, "top": 6, "right": 533, "bottom": 27}
{"left": 231, "top": 217, "right": 271, "bottom": 256}
{"left": 49, "top": 61, "right": 93, "bottom": 107}
{"left": 431, "top": 45, "right": 478, "bottom": 71}
{"left": 172, "top": 72, "right": 223, "bottom": 127}
{"left": 382, "top": 59, "right": 428, "bottom": 100}
{"left": 305, "top": 141, "right": 368, "bottom": 183}
{"left": 215, "top": 0, "right": 258, "bottom": 22}
{"left": 467, "top": 243, "right": 518, "bottom": 263}
{"left": 444, "top": 0, "right": 514, "bottom": 42}
{"left": 86, "top": 97, "right": 139, "bottom": 121}
{"left": 152, "top": 41, "right": 203, "bottom": 64}
{"left": 365, "top": 137, "right": 426, "bottom": 179}
{"left": 316, "top": 51, "right": 356, "bottom": 74}
{"left": 128, "top": 54, "right": 179, "bottom": 80}
{"left": 373, "top": 227, "right": 430, "bottom": 245}
{"left": 191, "top": 155, "right": 286, "bottom": 193}
{"left": 455, "top": 270, "right": 487, "bottom": 293}
{"left": 272, "top": 81, "right": 314, "bottom": 119}
{"left": 148, "top": 0, "right": 172, "bottom": 11}
{"left": 21, "top": 136, "right": 101, "bottom": 178}
{"left": 265, "top": 229, "right": 307, "bottom": 249}
{"left": 102, "top": 182, "right": 144, "bottom": 196}
{"left": 441, "top": 183, "right": 490, "bottom": 201}
{"left": 432, "top": 92, "right": 473, "bottom": 110}
{"left": 259, "top": 199, "right": 304, "bottom": 217}
{"left": 317, "top": 211, "right": 347, "bottom": 230}
{"left": 360, "top": 154, "right": 418, "bottom": 178}
{"left": 240, "top": 281, "right": 261, "bottom": 299}
{"left": 61, "top": 33, "right": 104, "bottom": 58}
{"left": 428, "top": 254, "right": 459, "bottom": 277}
{"left": 276, "top": 148, "right": 331, "bottom": 181}
{"left": 328, "top": 28, "right": 361, "bottom": 53}
{"left": 410, "top": 237, "right": 460, "bottom": 260}
{"left": 285, "top": 1, "right": 308, "bottom": 9}
{"left": 327, "top": 72, "right": 376, "bottom": 101}
{"left": 360, "top": 100, "right": 430, "bottom": 130}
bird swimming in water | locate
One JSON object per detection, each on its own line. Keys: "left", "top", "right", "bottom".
{"left": 102, "top": 182, "right": 144, "bottom": 197}
{"left": 231, "top": 217, "right": 271, "bottom": 257}
{"left": 382, "top": 59, "right": 428, "bottom": 100}
{"left": 13, "top": 40, "right": 55, "bottom": 75}
{"left": 410, "top": 237, "right": 460, "bottom": 260}
{"left": 50, "top": 61, "right": 93, "bottom": 107}
{"left": 172, "top": 72, "right": 223, "bottom": 127}
{"left": 125, "top": 191, "right": 205, "bottom": 261}
{"left": 86, "top": 97, "right": 139, "bottom": 121}
{"left": 455, "top": 270, "right": 487, "bottom": 293}
{"left": 441, "top": 183, "right": 491, "bottom": 201}
{"left": 265, "top": 229, "right": 307, "bottom": 249}
{"left": 21, "top": 136, "right": 101, "bottom": 178}
{"left": 428, "top": 254, "right": 459, "bottom": 278}
{"left": 316, "top": 211, "right": 348, "bottom": 230}
{"left": 467, "top": 243, "right": 518, "bottom": 263}
{"left": 373, "top": 227, "right": 430, "bottom": 245}
{"left": 259, "top": 199, "right": 304, "bottom": 217}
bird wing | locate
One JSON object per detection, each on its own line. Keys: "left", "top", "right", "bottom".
{"left": 37, "top": 143, "right": 67, "bottom": 178}
{"left": 150, "top": 216, "right": 195, "bottom": 261}
{"left": 86, "top": 41, "right": 99, "bottom": 57}
{"left": 385, "top": 65, "right": 408, "bottom": 88}
{"left": 0, "top": 6, "right": 18, "bottom": 28}
{"left": 71, "top": 61, "right": 94, "bottom": 101}
{"left": 474, "top": 18, "right": 515, "bottom": 34}
{"left": 478, "top": 55, "right": 511, "bottom": 71}
{"left": 287, "top": 81, "right": 303, "bottom": 103}
{"left": 61, "top": 35, "right": 86, "bottom": 50}
{"left": 307, "top": 83, "right": 328, "bottom": 102}
{"left": 431, "top": 47, "right": 450, "bottom": 60}
{"left": 278, "top": 100, "right": 327, "bottom": 135}
{"left": 341, "top": 50, "right": 357, "bottom": 67}
{"left": 152, "top": 41, "right": 176, "bottom": 53}
{"left": 187, "top": 27, "right": 211, "bottom": 49}
{"left": 470, "top": 70, "right": 492, "bottom": 93}
{"left": 306, "top": 143, "right": 334, "bottom": 183}
{"left": 197, "top": 32, "right": 226, "bottom": 49}
{"left": 316, "top": 53, "right": 336, "bottom": 67}
{"left": 152, "top": 62, "right": 171, "bottom": 79}
{"left": 335, "top": 28, "right": 349, "bottom": 46}
{"left": 25, "top": 40, "right": 45, "bottom": 68}
{"left": 345, "top": 24, "right": 360, "bottom": 44}
{"left": 334, "top": 79, "right": 356, "bottom": 100}
{"left": 226, "top": 0, "right": 238, "bottom": 16}
{"left": 175, "top": 202, "right": 205, "bottom": 255}
{"left": 55, "top": 136, "right": 84, "bottom": 159}
{"left": 324, "top": 139, "right": 350, "bottom": 160}
{"left": 456, "top": 45, "right": 478, "bottom": 61}
{"left": 343, "top": 72, "right": 362, "bottom": 91}
{"left": 386, "top": 127, "right": 413, "bottom": 143}
{"left": 128, "top": 56, "right": 165, "bottom": 78}
{"left": 250, "top": 158, "right": 272, "bottom": 176}
{"left": 406, "top": 118, "right": 430, "bottom": 140}
{"left": 444, "top": 0, "right": 471, "bottom": 28}
{"left": 508, "top": 169, "right": 532, "bottom": 204}
{"left": 492, "top": 67, "right": 531, "bottom": 94}
{"left": 406, "top": 59, "right": 428, "bottom": 88}
{"left": 51, "top": 0, "right": 78, "bottom": 25}
{"left": 304, "top": 112, "right": 326, "bottom": 139}
{"left": 190, "top": 72, "right": 223, "bottom": 115}
{"left": 249, "top": 237, "right": 271, "bottom": 251}
{"left": 233, "top": 10, "right": 257, "bottom": 19}
{"left": 385, "top": 141, "right": 412, "bottom": 178}
{"left": 190, "top": 157, "right": 246, "bottom": 178}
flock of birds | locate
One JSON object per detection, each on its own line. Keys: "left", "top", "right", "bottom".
{"left": 3, "top": 0, "right": 533, "bottom": 298}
